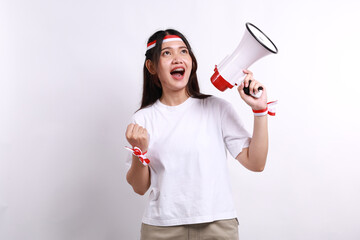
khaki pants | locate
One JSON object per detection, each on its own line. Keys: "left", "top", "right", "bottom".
{"left": 140, "top": 218, "right": 239, "bottom": 240}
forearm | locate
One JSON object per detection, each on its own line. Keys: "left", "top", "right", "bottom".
{"left": 236, "top": 70, "right": 270, "bottom": 171}
{"left": 248, "top": 115, "right": 268, "bottom": 171}
{"left": 126, "top": 155, "right": 151, "bottom": 195}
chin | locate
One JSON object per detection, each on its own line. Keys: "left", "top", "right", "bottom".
{"left": 166, "top": 81, "right": 189, "bottom": 93}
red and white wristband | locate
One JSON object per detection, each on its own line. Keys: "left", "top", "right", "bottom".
{"left": 252, "top": 101, "right": 278, "bottom": 117}
{"left": 125, "top": 146, "right": 150, "bottom": 166}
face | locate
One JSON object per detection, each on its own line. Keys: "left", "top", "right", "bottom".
{"left": 154, "top": 40, "right": 192, "bottom": 96}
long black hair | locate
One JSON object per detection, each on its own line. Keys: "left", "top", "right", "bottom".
{"left": 139, "top": 29, "right": 210, "bottom": 110}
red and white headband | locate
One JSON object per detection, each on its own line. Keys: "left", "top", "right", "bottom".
{"left": 147, "top": 35, "right": 183, "bottom": 51}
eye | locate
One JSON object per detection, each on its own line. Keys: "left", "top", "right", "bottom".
{"left": 162, "top": 51, "right": 171, "bottom": 56}
{"left": 181, "top": 49, "right": 188, "bottom": 54}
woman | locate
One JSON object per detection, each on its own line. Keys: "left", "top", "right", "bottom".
{"left": 125, "top": 29, "right": 269, "bottom": 240}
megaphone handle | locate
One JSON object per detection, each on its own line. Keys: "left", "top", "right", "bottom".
{"left": 243, "top": 80, "right": 263, "bottom": 98}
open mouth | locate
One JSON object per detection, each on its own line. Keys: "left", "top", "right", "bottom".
{"left": 170, "top": 67, "right": 185, "bottom": 79}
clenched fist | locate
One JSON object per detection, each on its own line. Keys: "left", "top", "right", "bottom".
{"left": 237, "top": 69, "right": 268, "bottom": 111}
{"left": 125, "top": 123, "right": 149, "bottom": 152}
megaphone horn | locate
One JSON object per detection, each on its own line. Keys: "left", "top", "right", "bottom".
{"left": 211, "top": 22, "right": 278, "bottom": 97}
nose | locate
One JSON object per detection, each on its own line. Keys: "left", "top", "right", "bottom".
{"left": 172, "top": 53, "right": 183, "bottom": 64}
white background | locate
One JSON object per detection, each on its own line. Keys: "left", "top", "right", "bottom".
{"left": 1, "top": 0, "right": 360, "bottom": 239}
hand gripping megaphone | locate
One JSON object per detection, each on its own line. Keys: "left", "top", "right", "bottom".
{"left": 211, "top": 22, "right": 278, "bottom": 98}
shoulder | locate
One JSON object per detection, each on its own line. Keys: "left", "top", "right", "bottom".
{"left": 129, "top": 104, "right": 155, "bottom": 126}
{"left": 199, "top": 95, "right": 232, "bottom": 109}
{"left": 133, "top": 105, "right": 153, "bottom": 117}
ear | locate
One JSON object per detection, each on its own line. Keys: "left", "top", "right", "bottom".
{"left": 145, "top": 59, "right": 157, "bottom": 75}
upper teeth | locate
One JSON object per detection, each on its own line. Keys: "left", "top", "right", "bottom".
{"left": 172, "top": 68, "right": 184, "bottom": 72}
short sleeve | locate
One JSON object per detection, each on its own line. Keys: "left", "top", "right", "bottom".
{"left": 220, "top": 101, "right": 251, "bottom": 159}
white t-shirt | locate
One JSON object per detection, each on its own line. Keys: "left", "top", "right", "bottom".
{"left": 126, "top": 96, "right": 251, "bottom": 226}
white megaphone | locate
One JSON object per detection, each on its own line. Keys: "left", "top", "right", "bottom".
{"left": 211, "top": 22, "right": 278, "bottom": 98}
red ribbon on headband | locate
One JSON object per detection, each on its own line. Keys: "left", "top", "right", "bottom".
{"left": 252, "top": 101, "right": 278, "bottom": 116}
{"left": 147, "top": 35, "right": 183, "bottom": 50}
{"left": 125, "top": 146, "right": 150, "bottom": 166}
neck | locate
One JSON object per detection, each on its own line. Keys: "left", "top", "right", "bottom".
{"left": 160, "top": 89, "right": 190, "bottom": 106}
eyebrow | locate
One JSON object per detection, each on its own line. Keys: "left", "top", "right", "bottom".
{"left": 161, "top": 46, "right": 188, "bottom": 51}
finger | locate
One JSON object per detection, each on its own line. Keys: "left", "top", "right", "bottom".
{"left": 238, "top": 82, "right": 246, "bottom": 99}
{"left": 132, "top": 124, "right": 140, "bottom": 139}
{"left": 138, "top": 127, "right": 146, "bottom": 138}
{"left": 126, "top": 123, "right": 135, "bottom": 139}
{"left": 243, "top": 69, "right": 253, "bottom": 75}
{"left": 253, "top": 82, "right": 262, "bottom": 94}
{"left": 249, "top": 79, "right": 257, "bottom": 94}
{"left": 141, "top": 127, "right": 147, "bottom": 135}
{"left": 137, "top": 125, "right": 143, "bottom": 132}
{"left": 141, "top": 129, "right": 148, "bottom": 143}
{"left": 243, "top": 69, "right": 253, "bottom": 87}
{"left": 238, "top": 80, "right": 244, "bottom": 90}
{"left": 136, "top": 126, "right": 148, "bottom": 141}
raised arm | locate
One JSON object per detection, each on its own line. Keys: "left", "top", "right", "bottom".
{"left": 236, "top": 69, "right": 269, "bottom": 172}
{"left": 125, "top": 123, "right": 151, "bottom": 195}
